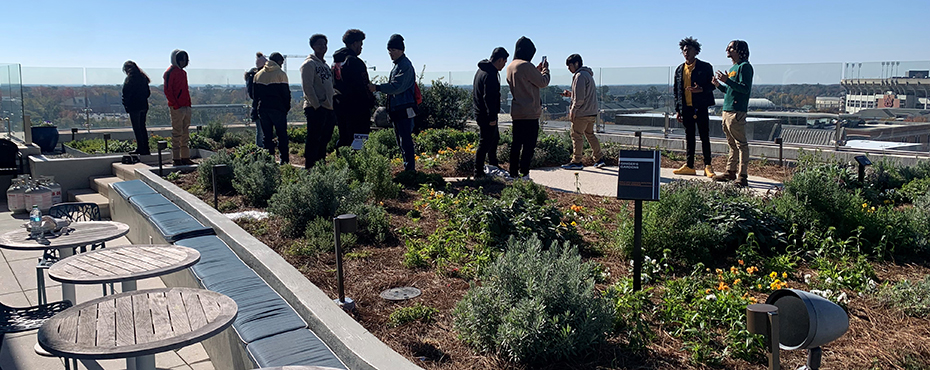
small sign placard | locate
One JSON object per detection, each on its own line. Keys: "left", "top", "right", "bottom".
{"left": 351, "top": 134, "right": 369, "bottom": 151}
{"left": 617, "top": 150, "right": 661, "bottom": 201}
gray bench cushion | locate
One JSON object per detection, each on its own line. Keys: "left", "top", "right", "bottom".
{"left": 129, "top": 194, "right": 174, "bottom": 211}
{"left": 112, "top": 179, "right": 157, "bottom": 199}
{"left": 174, "top": 236, "right": 247, "bottom": 280}
{"left": 210, "top": 276, "right": 308, "bottom": 343}
{"left": 138, "top": 203, "right": 182, "bottom": 217}
{"left": 247, "top": 328, "right": 346, "bottom": 369}
{"left": 148, "top": 210, "right": 215, "bottom": 242}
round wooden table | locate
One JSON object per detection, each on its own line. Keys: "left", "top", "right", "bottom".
{"left": 38, "top": 287, "right": 237, "bottom": 370}
{"left": 0, "top": 221, "right": 130, "bottom": 304}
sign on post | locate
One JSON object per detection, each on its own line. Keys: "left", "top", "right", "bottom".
{"left": 616, "top": 150, "right": 661, "bottom": 292}
{"left": 617, "top": 150, "right": 661, "bottom": 201}
{"left": 351, "top": 134, "right": 369, "bottom": 151}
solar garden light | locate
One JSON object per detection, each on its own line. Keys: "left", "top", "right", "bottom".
{"left": 157, "top": 140, "right": 168, "bottom": 176}
{"left": 757, "top": 289, "right": 850, "bottom": 370}
{"left": 854, "top": 155, "right": 871, "bottom": 184}
{"left": 775, "top": 137, "right": 784, "bottom": 167}
{"left": 103, "top": 133, "right": 111, "bottom": 153}
{"left": 333, "top": 214, "right": 358, "bottom": 312}
{"left": 71, "top": 128, "right": 78, "bottom": 141}
{"left": 211, "top": 164, "right": 231, "bottom": 209}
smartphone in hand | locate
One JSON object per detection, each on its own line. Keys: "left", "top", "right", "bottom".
{"left": 541, "top": 56, "right": 547, "bottom": 64}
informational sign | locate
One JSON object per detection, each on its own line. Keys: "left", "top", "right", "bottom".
{"left": 351, "top": 134, "right": 369, "bottom": 151}
{"left": 616, "top": 150, "right": 661, "bottom": 201}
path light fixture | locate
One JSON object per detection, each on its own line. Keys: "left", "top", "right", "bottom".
{"left": 635, "top": 131, "right": 642, "bottom": 150}
{"left": 103, "top": 133, "right": 111, "bottom": 153}
{"left": 157, "top": 140, "right": 167, "bottom": 176}
{"left": 751, "top": 289, "right": 850, "bottom": 370}
{"left": 854, "top": 155, "right": 871, "bottom": 184}
{"left": 71, "top": 128, "right": 78, "bottom": 141}
{"left": 333, "top": 214, "right": 358, "bottom": 312}
{"left": 774, "top": 137, "right": 784, "bottom": 167}
{"left": 211, "top": 164, "right": 231, "bottom": 209}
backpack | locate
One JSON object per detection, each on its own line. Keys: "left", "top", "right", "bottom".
{"left": 414, "top": 83, "right": 422, "bottom": 105}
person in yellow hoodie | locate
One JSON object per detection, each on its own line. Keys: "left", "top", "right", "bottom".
{"left": 505, "top": 36, "right": 550, "bottom": 179}
{"left": 253, "top": 52, "right": 291, "bottom": 164}
{"left": 301, "top": 34, "right": 336, "bottom": 169}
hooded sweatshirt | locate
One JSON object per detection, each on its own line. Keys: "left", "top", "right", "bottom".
{"left": 506, "top": 37, "right": 550, "bottom": 120}
{"left": 332, "top": 47, "right": 375, "bottom": 116}
{"left": 163, "top": 50, "right": 191, "bottom": 109}
{"left": 472, "top": 59, "right": 501, "bottom": 122}
{"left": 570, "top": 66, "right": 598, "bottom": 118}
{"left": 253, "top": 60, "right": 291, "bottom": 112}
{"left": 300, "top": 54, "right": 334, "bottom": 111}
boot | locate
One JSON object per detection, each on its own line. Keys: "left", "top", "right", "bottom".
{"left": 673, "top": 164, "right": 696, "bottom": 175}
{"left": 172, "top": 159, "right": 183, "bottom": 166}
{"left": 714, "top": 170, "right": 736, "bottom": 182}
{"left": 704, "top": 165, "right": 716, "bottom": 178}
{"left": 735, "top": 175, "right": 749, "bottom": 187}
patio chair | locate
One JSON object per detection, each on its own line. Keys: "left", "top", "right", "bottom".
{"left": 0, "top": 300, "right": 72, "bottom": 334}
{"left": 0, "top": 138, "right": 22, "bottom": 176}
{"left": 36, "top": 203, "right": 111, "bottom": 305}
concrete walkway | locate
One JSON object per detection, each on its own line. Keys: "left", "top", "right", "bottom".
{"left": 0, "top": 205, "right": 215, "bottom": 370}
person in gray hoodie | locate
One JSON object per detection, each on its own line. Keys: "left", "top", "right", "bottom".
{"left": 560, "top": 54, "right": 604, "bottom": 170}
{"left": 301, "top": 34, "right": 336, "bottom": 169}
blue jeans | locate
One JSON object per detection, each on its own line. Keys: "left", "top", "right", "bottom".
{"left": 254, "top": 117, "right": 264, "bottom": 148}
{"left": 392, "top": 116, "right": 416, "bottom": 171}
{"left": 259, "top": 108, "right": 289, "bottom": 163}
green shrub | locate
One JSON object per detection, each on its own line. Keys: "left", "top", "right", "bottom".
{"left": 604, "top": 279, "right": 654, "bottom": 351}
{"left": 500, "top": 178, "right": 548, "bottom": 206}
{"left": 289, "top": 217, "right": 357, "bottom": 256}
{"left": 232, "top": 146, "right": 280, "bottom": 207}
{"left": 267, "top": 161, "right": 374, "bottom": 237}
{"left": 365, "top": 128, "right": 399, "bottom": 159}
{"left": 393, "top": 171, "right": 445, "bottom": 189}
{"left": 339, "top": 147, "right": 400, "bottom": 200}
{"left": 190, "top": 132, "right": 219, "bottom": 151}
{"left": 415, "top": 128, "right": 478, "bottom": 154}
{"left": 453, "top": 236, "right": 612, "bottom": 363}
{"left": 68, "top": 138, "right": 135, "bottom": 154}
{"left": 201, "top": 121, "right": 227, "bottom": 142}
{"left": 530, "top": 131, "right": 572, "bottom": 168}
{"left": 389, "top": 303, "right": 439, "bottom": 327}
{"left": 900, "top": 177, "right": 930, "bottom": 203}
{"left": 148, "top": 135, "right": 172, "bottom": 152}
{"left": 197, "top": 150, "right": 236, "bottom": 192}
{"left": 287, "top": 126, "right": 307, "bottom": 144}
{"left": 876, "top": 276, "right": 930, "bottom": 318}
{"left": 221, "top": 130, "right": 252, "bottom": 149}
{"left": 417, "top": 80, "right": 472, "bottom": 130}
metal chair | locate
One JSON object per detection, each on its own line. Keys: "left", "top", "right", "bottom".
{"left": 0, "top": 300, "right": 72, "bottom": 334}
{"left": 0, "top": 138, "right": 22, "bottom": 176}
{"left": 36, "top": 203, "right": 111, "bottom": 305}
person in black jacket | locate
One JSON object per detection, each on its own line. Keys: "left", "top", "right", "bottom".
{"left": 332, "top": 29, "right": 376, "bottom": 148}
{"left": 121, "top": 60, "right": 151, "bottom": 155}
{"left": 673, "top": 37, "right": 717, "bottom": 178}
{"left": 244, "top": 52, "right": 267, "bottom": 148}
{"left": 253, "top": 52, "right": 292, "bottom": 164}
{"left": 472, "top": 47, "right": 508, "bottom": 178}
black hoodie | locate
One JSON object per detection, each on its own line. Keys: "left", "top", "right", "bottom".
{"left": 332, "top": 47, "right": 375, "bottom": 116}
{"left": 473, "top": 60, "right": 501, "bottom": 122}
{"left": 513, "top": 36, "right": 536, "bottom": 62}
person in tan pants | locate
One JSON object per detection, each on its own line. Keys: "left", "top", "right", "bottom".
{"left": 163, "top": 49, "right": 193, "bottom": 165}
{"left": 560, "top": 54, "right": 604, "bottom": 170}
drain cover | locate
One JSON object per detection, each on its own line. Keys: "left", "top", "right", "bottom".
{"left": 380, "top": 287, "right": 421, "bottom": 301}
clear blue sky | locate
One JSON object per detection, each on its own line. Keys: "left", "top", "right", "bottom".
{"left": 4, "top": 0, "right": 929, "bottom": 75}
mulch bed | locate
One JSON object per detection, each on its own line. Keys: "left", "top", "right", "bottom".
{"left": 172, "top": 151, "right": 930, "bottom": 370}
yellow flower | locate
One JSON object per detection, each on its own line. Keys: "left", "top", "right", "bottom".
{"left": 862, "top": 203, "right": 868, "bottom": 208}
{"left": 705, "top": 289, "right": 712, "bottom": 294}
{"left": 717, "top": 282, "right": 730, "bottom": 291}
{"left": 757, "top": 284, "right": 763, "bottom": 289}
{"left": 379, "top": 201, "right": 384, "bottom": 206}
{"left": 733, "top": 279, "right": 742, "bottom": 285}
{"left": 769, "top": 271, "right": 778, "bottom": 279}
{"left": 782, "top": 272, "right": 788, "bottom": 279}
{"left": 730, "top": 266, "right": 738, "bottom": 274}
{"left": 570, "top": 221, "right": 577, "bottom": 226}
{"left": 716, "top": 268, "right": 724, "bottom": 275}
{"left": 748, "top": 297, "right": 758, "bottom": 304}
{"left": 884, "top": 199, "right": 891, "bottom": 204}
{"left": 559, "top": 221, "right": 566, "bottom": 227}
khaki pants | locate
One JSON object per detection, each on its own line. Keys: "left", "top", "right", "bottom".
{"left": 570, "top": 115, "right": 602, "bottom": 163}
{"left": 721, "top": 111, "right": 749, "bottom": 177}
{"left": 169, "top": 106, "right": 191, "bottom": 159}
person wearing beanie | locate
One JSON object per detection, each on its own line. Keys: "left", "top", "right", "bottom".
{"left": 505, "top": 36, "right": 550, "bottom": 179}
{"left": 673, "top": 37, "right": 716, "bottom": 178}
{"left": 370, "top": 34, "right": 418, "bottom": 172}
{"left": 163, "top": 49, "right": 193, "bottom": 165}
{"left": 253, "top": 52, "right": 292, "bottom": 164}
{"left": 121, "top": 60, "right": 151, "bottom": 155}
{"left": 712, "top": 40, "right": 753, "bottom": 187}
{"left": 332, "top": 29, "right": 376, "bottom": 148}
{"left": 472, "top": 46, "right": 509, "bottom": 178}
{"left": 560, "top": 53, "right": 604, "bottom": 170}
{"left": 301, "top": 34, "right": 337, "bottom": 169}
{"left": 245, "top": 52, "right": 267, "bottom": 148}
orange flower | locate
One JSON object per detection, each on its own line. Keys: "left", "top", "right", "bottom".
{"left": 738, "top": 259, "right": 745, "bottom": 266}
{"left": 717, "top": 281, "right": 730, "bottom": 291}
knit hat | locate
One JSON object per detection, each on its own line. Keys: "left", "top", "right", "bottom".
{"left": 490, "top": 47, "right": 509, "bottom": 62}
{"left": 255, "top": 52, "right": 267, "bottom": 69}
{"left": 513, "top": 37, "right": 536, "bottom": 62}
{"left": 387, "top": 34, "right": 405, "bottom": 51}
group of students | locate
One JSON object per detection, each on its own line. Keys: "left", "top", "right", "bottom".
{"left": 120, "top": 33, "right": 754, "bottom": 185}
{"left": 472, "top": 36, "right": 754, "bottom": 186}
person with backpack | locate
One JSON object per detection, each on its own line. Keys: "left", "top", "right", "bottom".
{"left": 370, "top": 34, "right": 417, "bottom": 172}
{"left": 301, "top": 34, "right": 336, "bottom": 169}
{"left": 332, "top": 29, "right": 376, "bottom": 148}
{"left": 163, "top": 49, "right": 193, "bottom": 165}
{"left": 245, "top": 52, "right": 267, "bottom": 148}
{"left": 253, "top": 52, "right": 292, "bottom": 164}
{"left": 122, "top": 60, "right": 151, "bottom": 155}
{"left": 472, "top": 47, "right": 508, "bottom": 178}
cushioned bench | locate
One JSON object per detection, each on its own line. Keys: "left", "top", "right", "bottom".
{"left": 112, "top": 179, "right": 158, "bottom": 199}
{"left": 247, "top": 328, "right": 347, "bottom": 369}
{"left": 113, "top": 180, "right": 214, "bottom": 243}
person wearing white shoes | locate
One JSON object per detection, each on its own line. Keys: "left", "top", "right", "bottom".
{"left": 473, "top": 47, "right": 508, "bottom": 178}
{"left": 672, "top": 37, "right": 717, "bottom": 178}
{"left": 560, "top": 54, "right": 604, "bottom": 171}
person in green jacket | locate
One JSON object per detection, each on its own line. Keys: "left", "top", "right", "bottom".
{"left": 712, "top": 40, "right": 753, "bottom": 187}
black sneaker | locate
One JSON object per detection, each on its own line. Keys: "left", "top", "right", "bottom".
{"left": 561, "top": 162, "right": 583, "bottom": 170}
{"left": 594, "top": 159, "right": 606, "bottom": 168}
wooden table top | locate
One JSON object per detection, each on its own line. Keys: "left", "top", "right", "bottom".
{"left": 48, "top": 245, "right": 201, "bottom": 284}
{"left": 0, "top": 221, "right": 129, "bottom": 251}
{"left": 38, "top": 287, "right": 236, "bottom": 360}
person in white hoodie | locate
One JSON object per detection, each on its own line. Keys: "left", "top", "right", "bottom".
{"left": 300, "top": 34, "right": 336, "bottom": 169}
{"left": 560, "top": 54, "right": 604, "bottom": 170}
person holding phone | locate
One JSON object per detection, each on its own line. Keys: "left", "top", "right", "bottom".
{"left": 506, "top": 36, "right": 550, "bottom": 180}
{"left": 672, "top": 37, "right": 716, "bottom": 178}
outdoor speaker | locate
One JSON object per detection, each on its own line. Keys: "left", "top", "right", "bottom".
{"left": 766, "top": 289, "right": 849, "bottom": 350}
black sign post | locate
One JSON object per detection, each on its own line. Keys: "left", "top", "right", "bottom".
{"left": 617, "top": 150, "right": 661, "bottom": 291}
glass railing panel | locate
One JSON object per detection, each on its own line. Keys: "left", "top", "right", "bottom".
{"left": 0, "top": 64, "right": 25, "bottom": 140}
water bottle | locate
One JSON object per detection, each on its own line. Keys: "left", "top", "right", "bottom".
{"left": 29, "top": 205, "right": 41, "bottom": 238}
